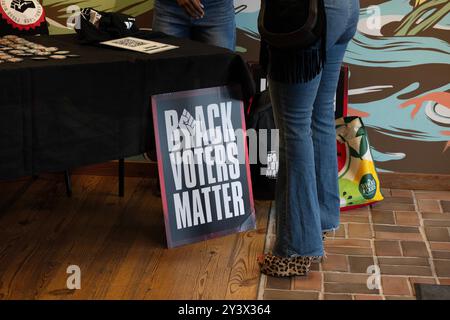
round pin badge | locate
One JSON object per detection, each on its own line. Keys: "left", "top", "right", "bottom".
{"left": 50, "top": 55, "right": 67, "bottom": 60}
{"left": 0, "top": 1, "right": 46, "bottom": 32}
{"left": 7, "top": 58, "right": 24, "bottom": 63}
{"left": 36, "top": 51, "right": 51, "bottom": 56}
{"left": 55, "top": 51, "right": 70, "bottom": 55}
{"left": 9, "top": 50, "right": 24, "bottom": 55}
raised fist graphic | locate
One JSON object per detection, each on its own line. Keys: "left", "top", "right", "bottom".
{"left": 179, "top": 109, "right": 196, "bottom": 137}
{"left": 11, "top": 0, "right": 36, "bottom": 14}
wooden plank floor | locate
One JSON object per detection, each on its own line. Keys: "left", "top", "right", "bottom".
{"left": 0, "top": 174, "right": 270, "bottom": 300}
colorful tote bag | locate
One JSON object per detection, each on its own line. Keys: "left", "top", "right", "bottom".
{"left": 336, "top": 116, "right": 384, "bottom": 211}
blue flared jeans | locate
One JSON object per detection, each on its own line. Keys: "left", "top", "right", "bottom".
{"left": 269, "top": 0, "right": 360, "bottom": 257}
{"left": 153, "top": 0, "right": 236, "bottom": 51}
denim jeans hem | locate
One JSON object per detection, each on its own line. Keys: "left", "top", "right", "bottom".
{"left": 272, "top": 248, "right": 324, "bottom": 258}
{"left": 323, "top": 225, "right": 340, "bottom": 233}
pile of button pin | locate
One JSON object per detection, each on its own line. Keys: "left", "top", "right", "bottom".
{"left": 0, "top": 35, "right": 80, "bottom": 64}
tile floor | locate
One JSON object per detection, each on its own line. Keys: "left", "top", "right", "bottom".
{"left": 258, "top": 188, "right": 450, "bottom": 300}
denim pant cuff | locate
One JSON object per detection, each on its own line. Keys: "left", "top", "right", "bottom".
{"left": 323, "top": 225, "right": 340, "bottom": 233}
{"left": 273, "top": 247, "right": 324, "bottom": 258}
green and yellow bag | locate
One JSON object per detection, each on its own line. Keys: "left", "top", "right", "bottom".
{"left": 336, "top": 116, "right": 384, "bottom": 211}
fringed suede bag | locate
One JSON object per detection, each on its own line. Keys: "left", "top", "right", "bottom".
{"left": 258, "top": 0, "right": 327, "bottom": 83}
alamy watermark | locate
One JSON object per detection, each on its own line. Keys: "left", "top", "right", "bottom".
{"left": 66, "top": 265, "right": 81, "bottom": 290}
{"left": 366, "top": 265, "right": 381, "bottom": 290}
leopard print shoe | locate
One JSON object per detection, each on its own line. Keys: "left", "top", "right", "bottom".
{"left": 258, "top": 253, "right": 314, "bottom": 277}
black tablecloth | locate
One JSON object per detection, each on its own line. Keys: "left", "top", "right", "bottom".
{"left": 0, "top": 33, "right": 255, "bottom": 179}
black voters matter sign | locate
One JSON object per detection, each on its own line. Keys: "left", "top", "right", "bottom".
{"left": 152, "top": 86, "right": 256, "bottom": 248}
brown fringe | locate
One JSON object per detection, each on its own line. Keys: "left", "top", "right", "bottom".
{"left": 268, "top": 45, "right": 325, "bottom": 83}
{"left": 261, "top": 0, "right": 328, "bottom": 84}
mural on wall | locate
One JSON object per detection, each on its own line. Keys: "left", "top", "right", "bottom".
{"left": 233, "top": 0, "right": 450, "bottom": 174}
{"left": 40, "top": 0, "right": 450, "bottom": 174}
{"left": 346, "top": 0, "right": 450, "bottom": 174}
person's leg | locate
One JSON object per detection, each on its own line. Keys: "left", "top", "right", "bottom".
{"left": 191, "top": 0, "right": 236, "bottom": 51}
{"left": 313, "top": 0, "right": 360, "bottom": 232}
{"left": 152, "top": 0, "right": 192, "bottom": 38}
{"left": 269, "top": 73, "right": 325, "bottom": 258}
{"left": 311, "top": 43, "right": 347, "bottom": 233}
